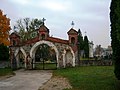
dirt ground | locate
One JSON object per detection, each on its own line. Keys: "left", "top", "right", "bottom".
{"left": 0, "top": 70, "right": 72, "bottom": 90}
{"left": 39, "top": 76, "right": 72, "bottom": 90}
{"left": 0, "top": 70, "right": 52, "bottom": 90}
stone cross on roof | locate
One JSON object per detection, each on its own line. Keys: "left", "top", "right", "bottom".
{"left": 42, "top": 18, "right": 46, "bottom": 25}
{"left": 71, "top": 21, "right": 75, "bottom": 28}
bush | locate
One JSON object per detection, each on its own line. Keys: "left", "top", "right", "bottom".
{"left": 0, "top": 44, "right": 9, "bottom": 61}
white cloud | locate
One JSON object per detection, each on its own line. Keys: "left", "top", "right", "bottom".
{"left": 10, "top": 0, "right": 30, "bottom": 5}
{"left": 40, "top": 2, "right": 68, "bottom": 11}
{"left": 0, "top": 0, "right": 111, "bottom": 47}
{"left": 10, "top": 0, "right": 72, "bottom": 12}
{"left": 33, "top": 0, "right": 72, "bottom": 12}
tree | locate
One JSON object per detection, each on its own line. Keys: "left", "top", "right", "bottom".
{"left": 110, "top": 0, "right": 120, "bottom": 80}
{"left": 78, "top": 29, "right": 84, "bottom": 50}
{"left": 0, "top": 44, "right": 9, "bottom": 61}
{"left": 35, "top": 44, "right": 51, "bottom": 62}
{"left": 94, "top": 45, "right": 103, "bottom": 57}
{"left": 14, "top": 18, "right": 43, "bottom": 41}
{"left": 0, "top": 10, "right": 11, "bottom": 46}
{"left": 83, "top": 35, "right": 89, "bottom": 58}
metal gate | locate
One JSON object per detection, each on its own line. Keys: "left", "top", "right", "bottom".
{"left": 34, "top": 44, "right": 57, "bottom": 70}
{"left": 33, "top": 58, "right": 57, "bottom": 70}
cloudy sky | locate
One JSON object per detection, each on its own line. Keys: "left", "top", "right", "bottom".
{"left": 0, "top": 0, "right": 111, "bottom": 48}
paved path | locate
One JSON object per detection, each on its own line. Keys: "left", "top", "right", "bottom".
{"left": 0, "top": 69, "right": 52, "bottom": 90}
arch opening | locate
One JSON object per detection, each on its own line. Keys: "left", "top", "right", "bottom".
{"left": 65, "top": 50, "right": 73, "bottom": 67}
{"left": 30, "top": 40, "right": 59, "bottom": 69}
{"left": 71, "top": 37, "right": 75, "bottom": 45}
{"left": 41, "top": 34, "right": 45, "bottom": 40}
{"left": 14, "top": 47, "right": 27, "bottom": 68}
{"left": 34, "top": 44, "right": 57, "bottom": 69}
{"left": 63, "top": 46, "right": 75, "bottom": 68}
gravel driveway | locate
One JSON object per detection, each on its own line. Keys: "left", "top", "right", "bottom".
{"left": 0, "top": 69, "right": 52, "bottom": 90}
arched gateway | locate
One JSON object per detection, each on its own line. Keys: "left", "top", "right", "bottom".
{"left": 30, "top": 40, "right": 59, "bottom": 68}
{"left": 9, "top": 22, "right": 79, "bottom": 69}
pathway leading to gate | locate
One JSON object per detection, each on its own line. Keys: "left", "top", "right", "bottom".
{"left": 0, "top": 69, "right": 52, "bottom": 90}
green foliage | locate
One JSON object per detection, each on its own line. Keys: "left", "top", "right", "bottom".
{"left": 54, "top": 66, "right": 120, "bottom": 90}
{"left": 29, "top": 18, "right": 43, "bottom": 30}
{"left": 0, "top": 44, "right": 9, "bottom": 61}
{"left": 35, "top": 44, "right": 51, "bottom": 61}
{"left": 83, "top": 36, "right": 89, "bottom": 58}
{"left": 110, "top": 0, "right": 120, "bottom": 80}
{"left": 35, "top": 44, "right": 57, "bottom": 69}
{"left": 35, "top": 44, "right": 56, "bottom": 62}
{"left": 14, "top": 18, "right": 43, "bottom": 41}
{"left": 78, "top": 29, "right": 84, "bottom": 50}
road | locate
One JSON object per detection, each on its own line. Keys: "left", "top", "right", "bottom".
{"left": 0, "top": 69, "right": 52, "bottom": 90}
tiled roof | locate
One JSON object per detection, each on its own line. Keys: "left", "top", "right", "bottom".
{"left": 23, "top": 36, "right": 68, "bottom": 45}
{"left": 23, "top": 37, "right": 39, "bottom": 45}
{"left": 47, "top": 37, "right": 69, "bottom": 44}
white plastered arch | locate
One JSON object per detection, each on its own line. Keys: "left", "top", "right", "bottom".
{"left": 30, "top": 40, "right": 59, "bottom": 68}
{"left": 14, "top": 47, "right": 27, "bottom": 68}
{"left": 63, "top": 46, "right": 75, "bottom": 68}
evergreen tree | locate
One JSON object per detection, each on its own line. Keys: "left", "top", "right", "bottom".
{"left": 110, "top": 0, "right": 120, "bottom": 80}
{"left": 0, "top": 44, "right": 9, "bottom": 61}
{"left": 78, "top": 29, "right": 84, "bottom": 50}
{"left": 83, "top": 35, "right": 89, "bottom": 58}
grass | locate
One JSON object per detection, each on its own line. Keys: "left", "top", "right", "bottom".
{"left": 53, "top": 66, "right": 120, "bottom": 90}
{"left": 80, "top": 57, "right": 95, "bottom": 60}
{"left": 0, "top": 68, "right": 14, "bottom": 76}
{"left": 35, "top": 63, "right": 57, "bottom": 70}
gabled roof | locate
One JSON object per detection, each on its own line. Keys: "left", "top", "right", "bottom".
{"left": 9, "top": 32, "right": 20, "bottom": 38}
{"left": 67, "top": 28, "right": 78, "bottom": 35}
{"left": 38, "top": 24, "right": 49, "bottom": 33}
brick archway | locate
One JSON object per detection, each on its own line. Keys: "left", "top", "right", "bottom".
{"left": 30, "top": 40, "right": 59, "bottom": 68}
{"left": 63, "top": 47, "right": 75, "bottom": 68}
{"left": 14, "top": 47, "right": 27, "bottom": 68}
{"left": 10, "top": 23, "right": 81, "bottom": 69}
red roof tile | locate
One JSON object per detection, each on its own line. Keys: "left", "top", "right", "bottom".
{"left": 23, "top": 37, "right": 39, "bottom": 45}
{"left": 47, "top": 37, "right": 69, "bottom": 44}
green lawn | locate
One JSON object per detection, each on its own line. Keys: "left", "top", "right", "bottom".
{"left": 80, "top": 57, "right": 95, "bottom": 60}
{"left": 0, "top": 68, "right": 14, "bottom": 76}
{"left": 53, "top": 66, "right": 120, "bottom": 90}
{"left": 35, "top": 63, "right": 57, "bottom": 70}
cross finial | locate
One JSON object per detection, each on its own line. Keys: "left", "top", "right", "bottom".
{"left": 71, "top": 21, "right": 74, "bottom": 28}
{"left": 13, "top": 26, "right": 17, "bottom": 32}
{"left": 42, "top": 18, "right": 46, "bottom": 25}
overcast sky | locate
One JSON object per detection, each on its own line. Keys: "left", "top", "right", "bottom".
{"left": 0, "top": 0, "right": 111, "bottom": 48}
